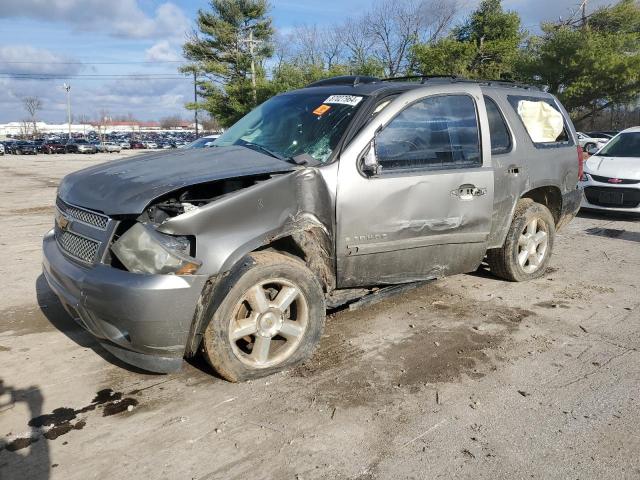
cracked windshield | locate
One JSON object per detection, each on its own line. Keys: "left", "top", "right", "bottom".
{"left": 213, "top": 93, "right": 364, "bottom": 163}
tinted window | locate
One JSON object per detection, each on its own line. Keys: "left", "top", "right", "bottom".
{"left": 484, "top": 96, "right": 511, "bottom": 154}
{"left": 376, "top": 95, "right": 481, "bottom": 172}
{"left": 597, "top": 132, "right": 640, "bottom": 158}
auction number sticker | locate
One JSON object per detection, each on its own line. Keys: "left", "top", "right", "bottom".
{"left": 323, "top": 95, "right": 363, "bottom": 106}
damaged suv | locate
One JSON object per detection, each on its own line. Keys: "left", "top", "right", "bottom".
{"left": 43, "top": 76, "right": 582, "bottom": 381}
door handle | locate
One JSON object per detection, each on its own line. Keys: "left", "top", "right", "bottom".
{"left": 451, "top": 184, "right": 487, "bottom": 201}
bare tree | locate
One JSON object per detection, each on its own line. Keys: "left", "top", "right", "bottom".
{"left": 362, "top": 0, "right": 460, "bottom": 76}
{"left": 160, "top": 115, "right": 185, "bottom": 129}
{"left": 23, "top": 96, "right": 43, "bottom": 138}
{"left": 339, "top": 18, "right": 376, "bottom": 73}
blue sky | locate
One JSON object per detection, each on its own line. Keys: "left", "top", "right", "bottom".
{"left": 0, "top": 0, "right": 610, "bottom": 123}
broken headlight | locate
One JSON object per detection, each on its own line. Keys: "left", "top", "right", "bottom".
{"left": 111, "top": 223, "right": 202, "bottom": 275}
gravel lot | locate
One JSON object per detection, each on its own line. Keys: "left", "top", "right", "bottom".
{"left": 0, "top": 152, "right": 639, "bottom": 480}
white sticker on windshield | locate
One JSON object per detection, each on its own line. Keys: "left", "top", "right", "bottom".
{"left": 323, "top": 95, "right": 363, "bottom": 106}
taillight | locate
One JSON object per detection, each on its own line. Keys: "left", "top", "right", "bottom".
{"left": 577, "top": 145, "right": 584, "bottom": 181}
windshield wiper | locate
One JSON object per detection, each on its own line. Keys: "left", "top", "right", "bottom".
{"left": 237, "top": 141, "right": 286, "bottom": 161}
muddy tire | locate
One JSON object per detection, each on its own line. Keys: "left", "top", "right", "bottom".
{"left": 487, "top": 199, "right": 556, "bottom": 282}
{"left": 202, "top": 251, "right": 325, "bottom": 382}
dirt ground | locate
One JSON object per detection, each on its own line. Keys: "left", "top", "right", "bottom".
{"left": 0, "top": 152, "right": 639, "bottom": 480}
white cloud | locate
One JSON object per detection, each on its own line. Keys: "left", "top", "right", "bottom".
{"left": 145, "top": 41, "right": 182, "bottom": 62}
{"left": 0, "top": 0, "right": 190, "bottom": 40}
{"left": 0, "top": 45, "right": 84, "bottom": 76}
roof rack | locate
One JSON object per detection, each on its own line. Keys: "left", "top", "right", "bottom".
{"left": 381, "top": 75, "right": 539, "bottom": 90}
{"left": 305, "top": 75, "right": 380, "bottom": 88}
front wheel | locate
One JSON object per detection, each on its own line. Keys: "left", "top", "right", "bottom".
{"left": 487, "top": 199, "right": 556, "bottom": 282}
{"left": 202, "top": 251, "right": 326, "bottom": 382}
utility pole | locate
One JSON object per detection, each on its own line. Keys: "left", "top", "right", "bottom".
{"left": 193, "top": 71, "right": 199, "bottom": 138}
{"left": 581, "top": 0, "right": 588, "bottom": 27}
{"left": 248, "top": 28, "right": 257, "bottom": 106}
{"left": 63, "top": 83, "right": 71, "bottom": 138}
{"left": 240, "top": 25, "right": 261, "bottom": 106}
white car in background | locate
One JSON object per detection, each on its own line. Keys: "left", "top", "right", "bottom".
{"left": 577, "top": 132, "right": 609, "bottom": 152}
{"left": 580, "top": 127, "right": 640, "bottom": 213}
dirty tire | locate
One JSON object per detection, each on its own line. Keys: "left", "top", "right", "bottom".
{"left": 202, "top": 251, "right": 326, "bottom": 382}
{"left": 487, "top": 199, "right": 556, "bottom": 282}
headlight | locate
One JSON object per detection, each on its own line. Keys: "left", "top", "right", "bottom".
{"left": 580, "top": 172, "right": 591, "bottom": 182}
{"left": 112, "top": 223, "right": 202, "bottom": 275}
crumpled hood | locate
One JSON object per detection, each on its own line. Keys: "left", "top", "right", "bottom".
{"left": 58, "top": 146, "right": 296, "bottom": 215}
{"left": 585, "top": 155, "right": 640, "bottom": 180}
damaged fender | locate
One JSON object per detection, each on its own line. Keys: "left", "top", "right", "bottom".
{"left": 156, "top": 168, "right": 335, "bottom": 285}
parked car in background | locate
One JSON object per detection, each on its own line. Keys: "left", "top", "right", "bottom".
{"left": 120, "top": 142, "right": 131, "bottom": 150}
{"left": 43, "top": 76, "right": 582, "bottom": 381}
{"left": 97, "top": 142, "right": 122, "bottom": 153}
{"left": 0, "top": 142, "right": 4, "bottom": 155}
{"left": 130, "top": 141, "right": 145, "bottom": 149}
{"left": 576, "top": 132, "right": 609, "bottom": 152}
{"left": 184, "top": 134, "right": 220, "bottom": 149}
{"left": 42, "top": 141, "right": 67, "bottom": 154}
{"left": 586, "top": 131, "right": 617, "bottom": 139}
{"left": 580, "top": 127, "right": 640, "bottom": 213}
{"left": 66, "top": 139, "right": 97, "bottom": 154}
{"left": 14, "top": 141, "right": 38, "bottom": 155}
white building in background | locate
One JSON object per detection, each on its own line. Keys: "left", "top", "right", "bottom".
{"left": 0, "top": 121, "right": 94, "bottom": 137}
{"left": 0, "top": 120, "right": 201, "bottom": 137}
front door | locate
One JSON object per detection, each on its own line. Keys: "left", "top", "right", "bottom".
{"left": 336, "top": 87, "right": 495, "bottom": 288}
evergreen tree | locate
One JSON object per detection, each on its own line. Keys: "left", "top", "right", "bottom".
{"left": 182, "top": 0, "right": 273, "bottom": 127}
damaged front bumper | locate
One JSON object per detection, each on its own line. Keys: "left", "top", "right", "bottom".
{"left": 42, "top": 229, "right": 208, "bottom": 373}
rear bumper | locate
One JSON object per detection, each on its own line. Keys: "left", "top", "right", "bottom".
{"left": 42, "top": 230, "right": 208, "bottom": 372}
{"left": 557, "top": 188, "right": 583, "bottom": 230}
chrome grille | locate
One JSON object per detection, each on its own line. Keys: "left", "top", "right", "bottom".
{"left": 56, "top": 197, "right": 108, "bottom": 230}
{"left": 55, "top": 229, "right": 100, "bottom": 263}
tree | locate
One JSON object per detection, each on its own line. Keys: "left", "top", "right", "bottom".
{"left": 517, "top": 0, "right": 640, "bottom": 122}
{"left": 412, "top": 0, "right": 522, "bottom": 79}
{"left": 365, "top": 0, "right": 460, "bottom": 76}
{"left": 182, "top": 0, "right": 274, "bottom": 127}
{"left": 160, "top": 115, "right": 185, "bottom": 129}
{"left": 23, "top": 96, "right": 43, "bottom": 138}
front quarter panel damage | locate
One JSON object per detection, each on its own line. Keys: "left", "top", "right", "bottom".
{"left": 156, "top": 168, "right": 335, "bottom": 282}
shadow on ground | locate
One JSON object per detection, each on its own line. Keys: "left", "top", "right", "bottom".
{"left": 0, "top": 380, "right": 50, "bottom": 480}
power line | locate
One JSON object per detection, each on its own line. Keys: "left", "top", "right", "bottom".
{"left": 0, "top": 60, "right": 187, "bottom": 65}
{"left": 0, "top": 75, "right": 191, "bottom": 81}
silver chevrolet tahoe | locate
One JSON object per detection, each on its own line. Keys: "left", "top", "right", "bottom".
{"left": 43, "top": 76, "right": 583, "bottom": 382}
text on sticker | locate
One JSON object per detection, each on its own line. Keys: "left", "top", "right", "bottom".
{"left": 323, "top": 95, "right": 363, "bottom": 106}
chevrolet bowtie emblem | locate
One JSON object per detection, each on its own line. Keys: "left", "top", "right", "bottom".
{"left": 56, "top": 211, "right": 70, "bottom": 231}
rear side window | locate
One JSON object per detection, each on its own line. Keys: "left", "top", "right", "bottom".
{"left": 508, "top": 95, "right": 572, "bottom": 147}
{"left": 484, "top": 96, "right": 511, "bottom": 154}
{"left": 376, "top": 95, "right": 481, "bottom": 172}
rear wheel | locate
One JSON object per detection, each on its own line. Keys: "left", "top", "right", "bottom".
{"left": 202, "top": 252, "right": 325, "bottom": 382}
{"left": 487, "top": 199, "right": 556, "bottom": 282}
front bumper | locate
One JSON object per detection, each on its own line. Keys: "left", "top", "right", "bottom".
{"left": 42, "top": 230, "right": 208, "bottom": 372}
{"left": 579, "top": 177, "right": 640, "bottom": 213}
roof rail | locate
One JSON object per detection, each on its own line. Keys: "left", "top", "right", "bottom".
{"left": 381, "top": 75, "right": 460, "bottom": 84}
{"left": 381, "top": 74, "right": 539, "bottom": 90}
{"left": 305, "top": 75, "right": 381, "bottom": 88}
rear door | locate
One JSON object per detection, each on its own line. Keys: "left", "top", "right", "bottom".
{"left": 335, "top": 85, "right": 495, "bottom": 287}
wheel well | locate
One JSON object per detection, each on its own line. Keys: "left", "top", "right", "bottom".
{"left": 255, "top": 229, "right": 335, "bottom": 293}
{"left": 521, "top": 186, "right": 562, "bottom": 224}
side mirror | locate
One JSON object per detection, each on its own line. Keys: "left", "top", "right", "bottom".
{"left": 586, "top": 145, "right": 599, "bottom": 156}
{"left": 361, "top": 140, "right": 382, "bottom": 176}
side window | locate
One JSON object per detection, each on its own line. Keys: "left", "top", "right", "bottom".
{"left": 507, "top": 95, "right": 572, "bottom": 146}
{"left": 484, "top": 96, "right": 511, "bottom": 154}
{"left": 375, "top": 95, "right": 481, "bottom": 172}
